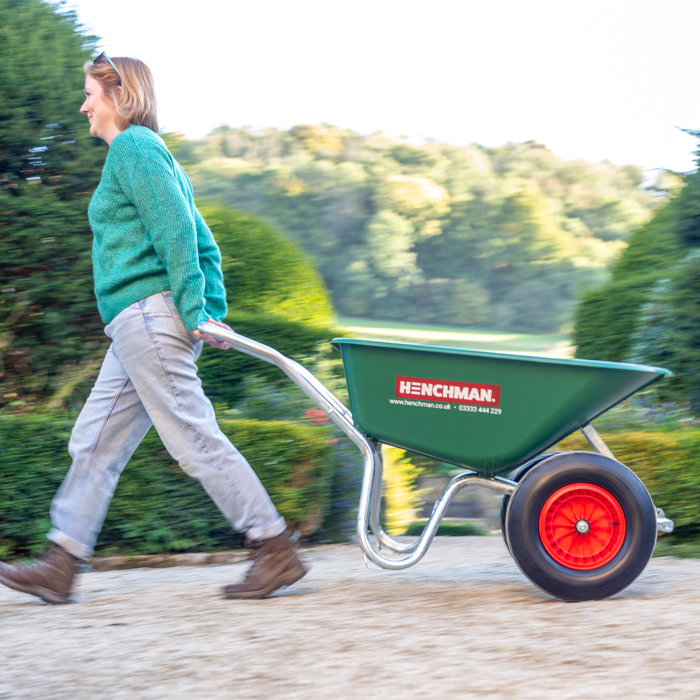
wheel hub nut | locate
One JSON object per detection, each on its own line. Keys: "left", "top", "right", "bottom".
{"left": 575, "top": 519, "right": 590, "bottom": 534}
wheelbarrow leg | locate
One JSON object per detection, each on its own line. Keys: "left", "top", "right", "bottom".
{"left": 365, "top": 436, "right": 518, "bottom": 565}
{"left": 360, "top": 459, "right": 516, "bottom": 569}
{"left": 580, "top": 423, "right": 615, "bottom": 459}
{"left": 367, "top": 440, "right": 422, "bottom": 555}
{"left": 580, "top": 423, "right": 673, "bottom": 534}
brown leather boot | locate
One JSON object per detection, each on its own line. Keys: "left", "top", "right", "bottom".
{"left": 224, "top": 530, "right": 308, "bottom": 599}
{"left": 0, "top": 543, "right": 79, "bottom": 605}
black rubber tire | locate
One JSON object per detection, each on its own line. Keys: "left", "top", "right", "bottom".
{"left": 500, "top": 453, "right": 561, "bottom": 553}
{"left": 505, "top": 451, "right": 657, "bottom": 602}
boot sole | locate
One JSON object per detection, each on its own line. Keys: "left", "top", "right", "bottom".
{"left": 223, "top": 560, "right": 309, "bottom": 600}
{"left": 0, "top": 572, "right": 71, "bottom": 605}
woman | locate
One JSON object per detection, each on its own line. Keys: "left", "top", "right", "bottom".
{"left": 0, "top": 53, "right": 307, "bottom": 604}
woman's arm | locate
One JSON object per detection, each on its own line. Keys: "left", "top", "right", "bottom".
{"left": 113, "top": 134, "right": 208, "bottom": 331}
{"left": 194, "top": 208, "right": 228, "bottom": 323}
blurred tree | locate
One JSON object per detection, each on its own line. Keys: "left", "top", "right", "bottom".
{"left": 0, "top": 0, "right": 107, "bottom": 409}
{"left": 574, "top": 192, "right": 686, "bottom": 362}
{"left": 182, "top": 124, "right": 659, "bottom": 332}
{"left": 673, "top": 133, "right": 700, "bottom": 248}
{"left": 375, "top": 175, "right": 450, "bottom": 237}
{"left": 629, "top": 250, "right": 700, "bottom": 410}
{"left": 290, "top": 124, "right": 344, "bottom": 160}
{"left": 390, "top": 144, "right": 438, "bottom": 169}
{"left": 0, "top": 4, "right": 337, "bottom": 410}
{"left": 446, "top": 279, "right": 491, "bottom": 327}
{"left": 574, "top": 155, "right": 700, "bottom": 361}
{"left": 364, "top": 211, "right": 420, "bottom": 284}
{"left": 198, "top": 204, "right": 334, "bottom": 326}
{"left": 574, "top": 134, "right": 700, "bottom": 420}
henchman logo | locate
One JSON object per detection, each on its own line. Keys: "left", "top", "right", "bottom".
{"left": 395, "top": 375, "right": 501, "bottom": 407}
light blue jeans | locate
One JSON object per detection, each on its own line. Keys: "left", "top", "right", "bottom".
{"left": 48, "top": 292, "right": 285, "bottom": 559}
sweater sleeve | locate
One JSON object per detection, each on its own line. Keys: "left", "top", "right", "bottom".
{"left": 112, "top": 135, "right": 208, "bottom": 331}
{"left": 194, "top": 208, "right": 228, "bottom": 322}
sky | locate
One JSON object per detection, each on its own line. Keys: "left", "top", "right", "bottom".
{"left": 67, "top": 0, "right": 700, "bottom": 173}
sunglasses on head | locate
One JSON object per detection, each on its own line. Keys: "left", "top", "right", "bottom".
{"left": 94, "top": 52, "right": 123, "bottom": 86}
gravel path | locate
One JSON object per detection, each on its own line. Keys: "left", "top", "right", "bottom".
{"left": 1, "top": 537, "right": 698, "bottom": 699}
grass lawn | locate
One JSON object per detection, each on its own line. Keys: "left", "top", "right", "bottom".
{"left": 337, "top": 317, "right": 573, "bottom": 356}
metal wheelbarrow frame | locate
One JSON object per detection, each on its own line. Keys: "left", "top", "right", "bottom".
{"left": 198, "top": 323, "right": 674, "bottom": 598}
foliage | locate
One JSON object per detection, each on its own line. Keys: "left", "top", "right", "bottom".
{"left": 590, "top": 391, "right": 696, "bottom": 434}
{"left": 403, "top": 520, "right": 486, "bottom": 537}
{"left": 196, "top": 311, "right": 342, "bottom": 407}
{"left": 0, "top": 411, "right": 336, "bottom": 558}
{"left": 653, "top": 538, "right": 700, "bottom": 558}
{"left": 556, "top": 430, "right": 700, "bottom": 541}
{"left": 574, "top": 202, "right": 683, "bottom": 362}
{"left": 173, "top": 126, "right": 659, "bottom": 332}
{"left": 628, "top": 250, "right": 700, "bottom": 410}
{"left": 0, "top": 0, "right": 109, "bottom": 409}
{"left": 672, "top": 131, "right": 700, "bottom": 248}
{"left": 199, "top": 203, "right": 334, "bottom": 326}
{"left": 381, "top": 446, "right": 422, "bottom": 535}
{"left": 574, "top": 139, "right": 700, "bottom": 415}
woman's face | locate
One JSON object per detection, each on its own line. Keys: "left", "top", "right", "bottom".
{"left": 80, "top": 75, "right": 119, "bottom": 143}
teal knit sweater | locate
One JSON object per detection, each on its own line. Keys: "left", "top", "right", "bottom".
{"left": 88, "top": 125, "right": 227, "bottom": 331}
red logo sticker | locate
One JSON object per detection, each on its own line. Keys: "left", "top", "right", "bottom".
{"left": 395, "top": 375, "right": 501, "bottom": 407}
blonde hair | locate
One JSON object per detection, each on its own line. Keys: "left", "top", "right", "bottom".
{"left": 84, "top": 56, "right": 159, "bottom": 133}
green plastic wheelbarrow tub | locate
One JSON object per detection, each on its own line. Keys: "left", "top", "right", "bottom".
{"left": 332, "top": 338, "right": 671, "bottom": 477}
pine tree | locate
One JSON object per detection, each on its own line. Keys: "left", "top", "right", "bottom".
{"left": 630, "top": 250, "right": 700, "bottom": 410}
{"left": 0, "top": 0, "right": 108, "bottom": 408}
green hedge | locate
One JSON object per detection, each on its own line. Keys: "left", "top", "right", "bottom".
{"left": 403, "top": 520, "right": 485, "bottom": 537}
{"left": 200, "top": 204, "right": 335, "bottom": 326}
{"left": 574, "top": 205, "right": 682, "bottom": 362}
{"left": 197, "top": 311, "right": 343, "bottom": 407}
{"left": 0, "top": 412, "right": 335, "bottom": 558}
{"left": 574, "top": 276, "right": 659, "bottom": 362}
{"left": 557, "top": 430, "right": 700, "bottom": 537}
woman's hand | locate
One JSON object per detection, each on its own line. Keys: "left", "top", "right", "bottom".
{"left": 190, "top": 319, "right": 234, "bottom": 350}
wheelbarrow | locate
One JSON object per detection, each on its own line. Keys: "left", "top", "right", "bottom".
{"left": 199, "top": 323, "right": 674, "bottom": 601}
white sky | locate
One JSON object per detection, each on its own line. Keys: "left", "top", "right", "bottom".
{"left": 68, "top": 0, "right": 700, "bottom": 173}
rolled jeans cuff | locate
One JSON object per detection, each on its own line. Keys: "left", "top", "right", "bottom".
{"left": 246, "top": 516, "right": 287, "bottom": 543}
{"left": 47, "top": 528, "right": 93, "bottom": 560}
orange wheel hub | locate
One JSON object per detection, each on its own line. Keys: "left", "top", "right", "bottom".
{"left": 538, "top": 483, "right": 626, "bottom": 570}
